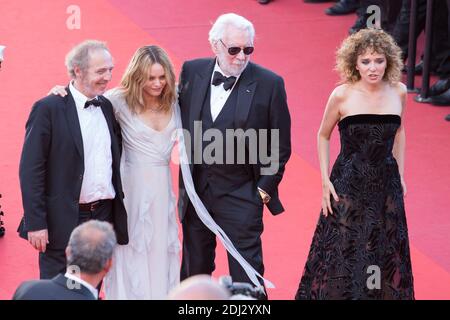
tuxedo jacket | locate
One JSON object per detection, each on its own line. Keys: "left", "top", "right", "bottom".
{"left": 177, "top": 58, "right": 291, "bottom": 220}
{"left": 12, "top": 274, "right": 96, "bottom": 300}
{"left": 18, "top": 87, "right": 128, "bottom": 249}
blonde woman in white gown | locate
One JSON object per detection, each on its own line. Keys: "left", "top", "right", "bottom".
{"left": 102, "top": 46, "right": 180, "bottom": 299}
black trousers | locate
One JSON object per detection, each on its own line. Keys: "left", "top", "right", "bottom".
{"left": 180, "top": 181, "right": 265, "bottom": 287}
{"left": 39, "top": 200, "right": 113, "bottom": 280}
{"left": 392, "top": 0, "right": 449, "bottom": 73}
{"left": 435, "top": 0, "right": 450, "bottom": 78}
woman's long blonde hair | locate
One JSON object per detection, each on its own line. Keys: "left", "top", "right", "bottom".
{"left": 120, "top": 45, "right": 176, "bottom": 114}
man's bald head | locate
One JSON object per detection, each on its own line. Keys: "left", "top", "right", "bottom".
{"left": 66, "top": 220, "right": 117, "bottom": 274}
{"left": 168, "top": 275, "right": 231, "bottom": 300}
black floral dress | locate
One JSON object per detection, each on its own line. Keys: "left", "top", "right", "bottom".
{"left": 295, "top": 114, "right": 415, "bottom": 300}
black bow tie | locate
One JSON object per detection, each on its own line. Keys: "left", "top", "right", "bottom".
{"left": 84, "top": 98, "right": 102, "bottom": 109}
{"left": 212, "top": 71, "right": 237, "bottom": 91}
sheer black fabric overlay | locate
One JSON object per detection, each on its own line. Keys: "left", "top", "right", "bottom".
{"left": 296, "top": 115, "right": 415, "bottom": 300}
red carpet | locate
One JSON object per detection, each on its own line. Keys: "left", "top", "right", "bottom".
{"left": 1, "top": 0, "right": 449, "bottom": 299}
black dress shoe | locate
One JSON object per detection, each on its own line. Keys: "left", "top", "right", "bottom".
{"left": 429, "top": 87, "right": 450, "bottom": 106}
{"left": 414, "top": 61, "right": 423, "bottom": 75}
{"left": 325, "top": 0, "right": 358, "bottom": 16}
{"left": 429, "top": 79, "right": 450, "bottom": 97}
{"left": 349, "top": 16, "right": 366, "bottom": 34}
{"left": 401, "top": 60, "right": 424, "bottom": 74}
{"left": 258, "top": 0, "right": 271, "bottom": 4}
{"left": 402, "top": 60, "right": 440, "bottom": 75}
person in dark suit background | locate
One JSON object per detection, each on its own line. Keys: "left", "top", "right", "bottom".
{"left": 18, "top": 40, "right": 128, "bottom": 280}
{"left": 178, "top": 13, "right": 291, "bottom": 290}
{"left": 13, "top": 220, "right": 116, "bottom": 300}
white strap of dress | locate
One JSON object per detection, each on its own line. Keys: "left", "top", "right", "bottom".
{"left": 173, "top": 103, "right": 274, "bottom": 291}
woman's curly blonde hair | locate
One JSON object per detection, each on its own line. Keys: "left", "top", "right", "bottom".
{"left": 336, "top": 28, "right": 403, "bottom": 84}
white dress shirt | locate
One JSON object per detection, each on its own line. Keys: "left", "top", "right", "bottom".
{"left": 210, "top": 61, "right": 241, "bottom": 122}
{"left": 64, "top": 272, "right": 98, "bottom": 299}
{"left": 70, "top": 82, "right": 115, "bottom": 203}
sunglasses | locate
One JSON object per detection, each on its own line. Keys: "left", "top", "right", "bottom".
{"left": 220, "top": 39, "right": 254, "bottom": 56}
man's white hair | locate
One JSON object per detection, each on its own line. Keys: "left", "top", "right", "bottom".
{"left": 208, "top": 13, "right": 255, "bottom": 45}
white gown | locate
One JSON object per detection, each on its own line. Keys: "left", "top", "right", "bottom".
{"left": 103, "top": 88, "right": 180, "bottom": 300}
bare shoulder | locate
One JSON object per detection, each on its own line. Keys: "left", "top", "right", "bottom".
{"left": 393, "top": 81, "right": 407, "bottom": 97}
{"left": 329, "top": 83, "right": 352, "bottom": 106}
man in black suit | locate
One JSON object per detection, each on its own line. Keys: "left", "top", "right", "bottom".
{"left": 178, "top": 13, "right": 291, "bottom": 288}
{"left": 18, "top": 40, "right": 128, "bottom": 280}
{"left": 13, "top": 220, "right": 116, "bottom": 300}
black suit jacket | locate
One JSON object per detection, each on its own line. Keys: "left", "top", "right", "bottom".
{"left": 12, "top": 274, "right": 96, "bottom": 300}
{"left": 18, "top": 87, "right": 128, "bottom": 249}
{"left": 177, "top": 58, "right": 291, "bottom": 219}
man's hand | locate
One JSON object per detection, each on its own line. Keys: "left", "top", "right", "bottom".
{"left": 28, "top": 229, "right": 49, "bottom": 252}
{"left": 258, "top": 188, "right": 271, "bottom": 204}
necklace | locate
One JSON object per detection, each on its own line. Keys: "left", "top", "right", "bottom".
{"left": 146, "top": 104, "right": 164, "bottom": 113}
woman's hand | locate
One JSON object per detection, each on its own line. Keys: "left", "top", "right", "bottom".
{"left": 322, "top": 179, "right": 339, "bottom": 216}
{"left": 401, "top": 177, "right": 407, "bottom": 197}
{"left": 48, "top": 85, "right": 67, "bottom": 97}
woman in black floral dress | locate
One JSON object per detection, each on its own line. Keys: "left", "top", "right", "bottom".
{"left": 295, "top": 29, "right": 414, "bottom": 300}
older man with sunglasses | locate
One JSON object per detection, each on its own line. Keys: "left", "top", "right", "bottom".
{"left": 177, "top": 13, "right": 291, "bottom": 296}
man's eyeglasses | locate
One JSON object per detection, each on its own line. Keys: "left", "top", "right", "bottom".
{"left": 220, "top": 40, "right": 254, "bottom": 56}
